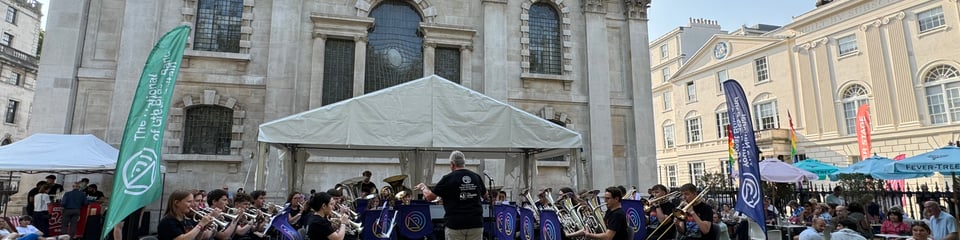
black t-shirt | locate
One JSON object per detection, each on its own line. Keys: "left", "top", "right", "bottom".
{"left": 47, "top": 183, "right": 64, "bottom": 194}
{"left": 682, "top": 202, "right": 715, "bottom": 240}
{"left": 157, "top": 215, "right": 193, "bottom": 240}
{"left": 432, "top": 169, "right": 486, "bottom": 229}
{"left": 648, "top": 201, "right": 677, "bottom": 240}
{"left": 605, "top": 207, "right": 630, "bottom": 240}
{"left": 307, "top": 214, "right": 335, "bottom": 240}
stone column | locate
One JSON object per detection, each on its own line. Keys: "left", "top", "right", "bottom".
{"left": 310, "top": 33, "right": 327, "bottom": 109}
{"left": 882, "top": 13, "right": 919, "bottom": 126}
{"left": 264, "top": 0, "right": 301, "bottom": 120}
{"left": 30, "top": 0, "right": 90, "bottom": 134}
{"left": 795, "top": 45, "right": 819, "bottom": 135}
{"left": 106, "top": 1, "right": 162, "bottom": 143}
{"left": 583, "top": 1, "right": 614, "bottom": 190}
{"left": 862, "top": 20, "right": 894, "bottom": 129}
{"left": 460, "top": 46, "right": 473, "bottom": 88}
{"left": 482, "top": 0, "right": 507, "bottom": 101}
{"left": 423, "top": 41, "right": 436, "bottom": 76}
{"left": 812, "top": 39, "right": 839, "bottom": 135}
{"left": 625, "top": 0, "right": 655, "bottom": 188}
{"left": 353, "top": 36, "right": 368, "bottom": 97}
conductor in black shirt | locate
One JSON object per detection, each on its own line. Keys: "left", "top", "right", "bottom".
{"left": 416, "top": 150, "right": 486, "bottom": 240}
{"left": 567, "top": 186, "right": 630, "bottom": 240}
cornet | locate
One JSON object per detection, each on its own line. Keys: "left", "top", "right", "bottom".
{"left": 331, "top": 210, "right": 364, "bottom": 234}
{"left": 191, "top": 209, "right": 227, "bottom": 231}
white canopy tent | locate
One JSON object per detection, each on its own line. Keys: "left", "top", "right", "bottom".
{"left": 255, "top": 75, "right": 584, "bottom": 192}
{"left": 0, "top": 134, "right": 118, "bottom": 173}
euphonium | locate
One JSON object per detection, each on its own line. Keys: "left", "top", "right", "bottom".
{"left": 331, "top": 210, "right": 364, "bottom": 234}
{"left": 520, "top": 189, "right": 540, "bottom": 223}
{"left": 623, "top": 186, "right": 638, "bottom": 200}
{"left": 554, "top": 192, "right": 586, "bottom": 238}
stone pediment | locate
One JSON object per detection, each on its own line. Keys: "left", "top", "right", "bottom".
{"left": 673, "top": 35, "right": 781, "bottom": 80}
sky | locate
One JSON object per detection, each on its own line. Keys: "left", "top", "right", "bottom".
{"left": 648, "top": 0, "right": 817, "bottom": 38}
{"left": 34, "top": 0, "right": 816, "bottom": 38}
{"left": 36, "top": 0, "right": 48, "bottom": 28}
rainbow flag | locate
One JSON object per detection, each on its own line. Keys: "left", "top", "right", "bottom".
{"left": 727, "top": 125, "right": 735, "bottom": 167}
{"left": 788, "top": 111, "right": 798, "bottom": 162}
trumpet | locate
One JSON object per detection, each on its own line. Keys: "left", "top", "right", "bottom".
{"left": 225, "top": 207, "right": 258, "bottom": 221}
{"left": 191, "top": 209, "right": 228, "bottom": 231}
{"left": 336, "top": 204, "right": 359, "bottom": 220}
{"left": 331, "top": 210, "right": 364, "bottom": 234}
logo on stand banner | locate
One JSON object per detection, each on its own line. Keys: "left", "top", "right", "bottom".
{"left": 404, "top": 211, "right": 426, "bottom": 232}
{"left": 627, "top": 208, "right": 642, "bottom": 232}
{"left": 542, "top": 218, "right": 558, "bottom": 240}
{"left": 122, "top": 148, "right": 159, "bottom": 195}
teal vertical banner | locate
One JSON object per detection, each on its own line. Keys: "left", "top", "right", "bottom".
{"left": 102, "top": 25, "right": 190, "bottom": 240}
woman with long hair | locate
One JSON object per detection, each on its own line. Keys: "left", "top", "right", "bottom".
{"left": 157, "top": 190, "right": 213, "bottom": 240}
{"left": 285, "top": 192, "right": 308, "bottom": 229}
{"left": 306, "top": 192, "right": 349, "bottom": 240}
{"left": 880, "top": 211, "right": 910, "bottom": 235}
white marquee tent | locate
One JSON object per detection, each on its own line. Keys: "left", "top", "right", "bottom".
{"left": 0, "top": 134, "right": 118, "bottom": 173}
{"left": 255, "top": 75, "right": 583, "bottom": 191}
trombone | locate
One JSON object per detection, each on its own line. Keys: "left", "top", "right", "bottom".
{"left": 641, "top": 191, "right": 680, "bottom": 212}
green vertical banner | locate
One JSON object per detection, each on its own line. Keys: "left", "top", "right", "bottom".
{"left": 102, "top": 25, "right": 190, "bottom": 240}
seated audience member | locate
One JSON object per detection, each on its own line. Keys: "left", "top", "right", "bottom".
{"left": 881, "top": 211, "right": 911, "bottom": 235}
{"left": 907, "top": 221, "right": 933, "bottom": 240}
{"left": 830, "top": 218, "right": 866, "bottom": 240}
{"left": 798, "top": 218, "right": 826, "bottom": 240}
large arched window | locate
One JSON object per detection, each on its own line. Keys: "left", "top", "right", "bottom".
{"left": 924, "top": 65, "right": 960, "bottom": 124}
{"left": 365, "top": 1, "right": 423, "bottom": 93}
{"left": 841, "top": 84, "right": 869, "bottom": 135}
{"left": 182, "top": 105, "right": 234, "bottom": 155}
{"left": 528, "top": 2, "right": 562, "bottom": 75}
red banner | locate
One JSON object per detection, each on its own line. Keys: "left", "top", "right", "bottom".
{"left": 855, "top": 104, "right": 872, "bottom": 160}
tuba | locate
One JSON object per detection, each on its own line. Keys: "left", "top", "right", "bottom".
{"left": 578, "top": 190, "right": 606, "bottom": 235}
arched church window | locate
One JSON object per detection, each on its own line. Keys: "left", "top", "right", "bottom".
{"left": 528, "top": 3, "right": 562, "bottom": 75}
{"left": 182, "top": 105, "right": 233, "bottom": 155}
{"left": 365, "top": 1, "right": 423, "bottom": 93}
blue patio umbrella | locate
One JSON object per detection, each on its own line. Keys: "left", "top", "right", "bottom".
{"left": 830, "top": 154, "right": 933, "bottom": 180}
{"left": 793, "top": 159, "right": 840, "bottom": 180}
{"left": 887, "top": 145, "right": 960, "bottom": 174}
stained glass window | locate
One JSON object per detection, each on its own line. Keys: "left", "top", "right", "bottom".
{"left": 365, "top": 1, "right": 423, "bottom": 93}
{"left": 194, "top": 0, "right": 243, "bottom": 53}
{"left": 528, "top": 3, "right": 562, "bottom": 75}
{"left": 435, "top": 47, "right": 460, "bottom": 84}
{"left": 182, "top": 105, "right": 233, "bottom": 155}
{"left": 323, "top": 39, "right": 356, "bottom": 105}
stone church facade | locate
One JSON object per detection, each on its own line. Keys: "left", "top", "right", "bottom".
{"left": 27, "top": 0, "right": 656, "bottom": 209}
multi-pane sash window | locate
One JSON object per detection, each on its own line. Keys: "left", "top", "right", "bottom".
{"left": 660, "top": 45, "right": 668, "bottom": 59}
{"left": 667, "top": 165, "right": 678, "bottom": 187}
{"left": 5, "top": 7, "right": 15, "bottom": 24}
{"left": 662, "top": 68, "right": 671, "bottom": 82}
{"left": 717, "top": 70, "right": 727, "bottom": 93}
{"left": 686, "top": 117, "right": 702, "bottom": 143}
{"left": 918, "top": 7, "right": 945, "bottom": 32}
{"left": 924, "top": 65, "right": 960, "bottom": 124}
{"left": 716, "top": 111, "right": 729, "bottom": 138}
{"left": 686, "top": 82, "right": 697, "bottom": 102}
{"left": 663, "top": 91, "right": 672, "bottom": 111}
{"left": 755, "top": 57, "right": 769, "bottom": 83}
{"left": 8, "top": 72, "right": 19, "bottom": 86}
{"left": 842, "top": 85, "right": 869, "bottom": 135}
{"left": 689, "top": 162, "right": 705, "bottom": 185}
{"left": 663, "top": 124, "right": 675, "bottom": 148}
{"left": 754, "top": 101, "right": 779, "bottom": 130}
{"left": 1, "top": 33, "right": 12, "bottom": 46}
{"left": 838, "top": 35, "right": 857, "bottom": 56}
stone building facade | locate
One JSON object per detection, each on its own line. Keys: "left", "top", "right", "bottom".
{"left": 654, "top": 0, "right": 960, "bottom": 187}
{"left": 26, "top": 0, "right": 657, "bottom": 213}
{"left": 0, "top": 0, "right": 41, "bottom": 146}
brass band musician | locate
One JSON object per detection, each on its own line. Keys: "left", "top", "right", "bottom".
{"left": 676, "top": 184, "right": 716, "bottom": 240}
{"left": 157, "top": 190, "right": 214, "bottom": 240}
{"left": 647, "top": 184, "right": 677, "bottom": 240}
{"left": 306, "top": 192, "right": 350, "bottom": 240}
{"left": 359, "top": 170, "right": 377, "bottom": 197}
{"left": 566, "top": 187, "right": 630, "bottom": 240}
